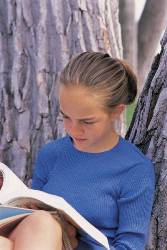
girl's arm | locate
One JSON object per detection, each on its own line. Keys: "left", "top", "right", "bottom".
{"left": 31, "top": 145, "right": 53, "bottom": 190}
{"left": 110, "top": 161, "right": 155, "bottom": 250}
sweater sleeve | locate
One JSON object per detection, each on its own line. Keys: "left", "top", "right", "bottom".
{"left": 110, "top": 161, "right": 155, "bottom": 250}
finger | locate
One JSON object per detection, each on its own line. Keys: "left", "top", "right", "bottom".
{"left": 66, "top": 224, "right": 77, "bottom": 238}
{"left": 0, "top": 236, "right": 13, "bottom": 250}
{"left": 20, "top": 203, "right": 39, "bottom": 210}
{"left": 70, "top": 238, "right": 78, "bottom": 249}
{"left": 29, "top": 204, "right": 39, "bottom": 210}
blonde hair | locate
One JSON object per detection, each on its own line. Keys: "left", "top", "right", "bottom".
{"left": 59, "top": 52, "right": 137, "bottom": 109}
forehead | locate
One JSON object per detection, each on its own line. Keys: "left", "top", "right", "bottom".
{"left": 59, "top": 86, "right": 106, "bottom": 117}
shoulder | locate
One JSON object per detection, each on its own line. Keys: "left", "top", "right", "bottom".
{"left": 116, "top": 137, "right": 155, "bottom": 182}
{"left": 119, "top": 137, "right": 155, "bottom": 184}
{"left": 119, "top": 137, "right": 153, "bottom": 166}
{"left": 34, "top": 136, "right": 70, "bottom": 175}
{"left": 37, "top": 136, "right": 70, "bottom": 161}
{"left": 39, "top": 136, "right": 69, "bottom": 154}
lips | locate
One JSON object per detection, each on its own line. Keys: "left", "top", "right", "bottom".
{"left": 74, "top": 137, "right": 86, "bottom": 140}
{"left": 73, "top": 137, "right": 87, "bottom": 141}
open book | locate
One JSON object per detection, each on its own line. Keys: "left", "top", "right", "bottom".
{"left": 0, "top": 162, "right": 109, "bottom": 249}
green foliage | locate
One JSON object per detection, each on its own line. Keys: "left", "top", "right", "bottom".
{"left": 125, "top": 102, "right": 136, "bottom": 130}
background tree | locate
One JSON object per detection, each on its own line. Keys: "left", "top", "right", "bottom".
{"left": 126, "top": 27, "right": 167, "bottom": 250}
{"left": 0, "top": 0, "right": 122, "bottom": 183}
{"left": 119, "top": 0, "right": 167, "bottom": 89}
{"left": 119, "top": 0, "right": 167, "bottom": 129}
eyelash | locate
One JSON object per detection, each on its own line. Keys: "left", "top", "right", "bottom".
{"left": 62, "top": 116, "right": 94, "bottom": 125}
{"left": 82, "top": 121, "right": 94, "bottom": 125}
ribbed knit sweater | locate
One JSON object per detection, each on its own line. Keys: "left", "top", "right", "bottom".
{"left": 32, "top": 135, "right": 155, "bottom": 250}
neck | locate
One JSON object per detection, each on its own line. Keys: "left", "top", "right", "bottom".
{"left": 91, "top": 132, "right": 120, "bottom": 153}
{"left": 72, "top": 132, "right": 120, "bottom": 153}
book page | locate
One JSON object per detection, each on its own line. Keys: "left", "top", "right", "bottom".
{"left": 0, "top": 163, "right": 110, "bottom": 249}
{"left": 0, "top": 163, "right": 27, "bottom": 204}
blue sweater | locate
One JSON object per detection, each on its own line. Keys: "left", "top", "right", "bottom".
{"left": 32, "top": 135, "right": 155, "bottom": 250}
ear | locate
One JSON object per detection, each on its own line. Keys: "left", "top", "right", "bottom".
{"left": 112, "top": 104, "right": 125, "bottom": 119}
{"left": 116, "top": 104, "right": 126, "bottom": 115}
{"left": 108, "top": 104, "right": 125, "bottom": 122}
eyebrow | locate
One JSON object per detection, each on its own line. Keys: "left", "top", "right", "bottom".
{"left": 59, "top": 110, "right": 96, "bottom": 121}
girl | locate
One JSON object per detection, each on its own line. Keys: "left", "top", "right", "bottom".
{"left": 0, "top": 52, "right": 155, "bottom": 250}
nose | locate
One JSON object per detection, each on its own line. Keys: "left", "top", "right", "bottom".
{"left": 66, "top": 121, "right": 84, "bottom": 136}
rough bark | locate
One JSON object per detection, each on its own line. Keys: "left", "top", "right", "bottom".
{"left": 138, "top": 0, "right": 167, "bottom": 88}
{"left": 0, "top": 0, "right": 122, "bottom": 184}
{"left": 126, "top": 28, "right": 167, "bottom": 250}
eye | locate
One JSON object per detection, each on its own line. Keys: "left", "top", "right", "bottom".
{"left": 61, "top": 114, "right": 69, "bottom": 119}
{"left": 60, "top": 114, "right": 70, "bottom": 122}
{"left": 63, "top": 116, "right": 69, "bottom": 119}
{"left": 63, "top": 116, "right": 70, "bottom": 120}
{"left": 82, "top": 121, "right": 95, "bottom": 125}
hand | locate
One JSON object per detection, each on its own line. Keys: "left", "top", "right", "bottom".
{"left": 19, "top": 202, "right": 40, "bottom": 210}
{"left": 64, "top": 221, "right": 78, "bottom": 249}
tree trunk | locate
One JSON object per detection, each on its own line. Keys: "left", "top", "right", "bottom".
{"left": 126, "top": 27, "right": 167, "bottom": 250}
{"left": 119, "top": 0, "right": 167, "bottom": 93}
{"left": 138, "top": 0, "right": 167, "bottom": 89}
{"left": 119, "top": 0, "right": 137, "bottom": 72}
{"left": 0, "top": 0, "right": 122, "bottom": 184}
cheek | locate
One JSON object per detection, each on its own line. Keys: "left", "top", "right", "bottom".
{"left": 86, "top": 125, "right": 102, "bottom": 136}
{"left": 89, "top": 122, "right": 110, "bottom": 136}
{"left": 63, "top": 119, "right": 71, "bottom": 130}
